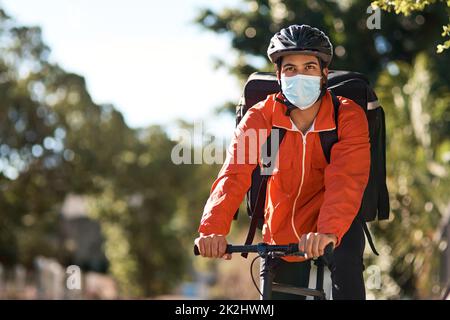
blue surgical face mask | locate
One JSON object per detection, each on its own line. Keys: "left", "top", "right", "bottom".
{"left": 280, "top": 73, "right": 322, "bottom": 110}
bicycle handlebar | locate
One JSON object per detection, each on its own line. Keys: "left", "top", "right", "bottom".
{"left": 193, "top": 242, "right": 334, "bottom": 263}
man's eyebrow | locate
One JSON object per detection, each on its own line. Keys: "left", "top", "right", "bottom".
{"left": 283, "top": 61, "right": 318, "bottom": 68}
{"left": 282, "top": 63, "right": 297, "bottom": 68}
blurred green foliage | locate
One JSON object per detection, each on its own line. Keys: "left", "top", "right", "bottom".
{"left": 372, "top": 0, "right": 450, "bottom": 52}
{"left": 0, "top": 8, "right": 218, "bottom": 297}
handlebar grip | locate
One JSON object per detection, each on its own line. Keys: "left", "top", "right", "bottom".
{"left": 324, "top": 242, "right": 334, "bottom": 254}
{"left": 193, "top": 244, "right": 233, "bottom": 256}
{"left": 321, "top": 243, "right": 335, "bottom": 265}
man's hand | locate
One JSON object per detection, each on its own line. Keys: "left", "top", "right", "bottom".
{"left": 299, "top": 232, "right": 337, "bottom": 260}
{"left": 194, "top": 234, "right": 232, "bottom": 260}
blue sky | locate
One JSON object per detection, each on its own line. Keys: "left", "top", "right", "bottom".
{"left": 0, "top": 0, "right": 243, "bottom": 133}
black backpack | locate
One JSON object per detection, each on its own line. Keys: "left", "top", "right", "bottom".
{"left": 234, "top": 71, "right": 389, "bottom": 256}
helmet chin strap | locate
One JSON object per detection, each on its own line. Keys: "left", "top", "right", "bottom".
{"left": 276, "top": 78, "right": 296, "bottom": 116}
{"left": 280, "top": 94, "right": 297, "bottom": 116}
{"left": 276, "top": 77, "right": 295, "bottom": 115}
{"left": 317, "top": 64, "right": 328, "bottom": 100}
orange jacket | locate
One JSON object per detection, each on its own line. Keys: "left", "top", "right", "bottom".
{"left": 198, "top": 91, "right": 370, "bottom": 261}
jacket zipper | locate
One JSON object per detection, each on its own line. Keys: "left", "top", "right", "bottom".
{"left": 290, "top": 126, "right": 336, "bottom": 242}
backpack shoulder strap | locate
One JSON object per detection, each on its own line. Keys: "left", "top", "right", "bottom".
{"left": 242, "top": 126, "right": 286, "bottom": 258}
{"left": 261, "top": 126, "right": 287, "bottom": 174}
{"left": 322, "top": 93, "right": 381, "bottom": 255}
{"left": 319, "top": 92, "right": 340, "bottom": 163}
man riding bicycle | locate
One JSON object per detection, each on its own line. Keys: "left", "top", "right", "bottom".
{"left": 195, "top": 24, "right": 370, "bottom": 300}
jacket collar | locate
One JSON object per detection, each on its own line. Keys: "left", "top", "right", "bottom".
{"left": 272, "top": 90, "right": 336, "bottom": 132}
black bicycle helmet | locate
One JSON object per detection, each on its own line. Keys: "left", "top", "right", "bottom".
{"left": 267, "top": 24, "right": 333, "bottom": 67}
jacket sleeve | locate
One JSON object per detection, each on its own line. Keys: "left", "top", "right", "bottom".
{"left": 198, "top": 102, "right": 271, "bottom": 236}
{"left": 317, "top": 100, "right": 370, "bottom": 246}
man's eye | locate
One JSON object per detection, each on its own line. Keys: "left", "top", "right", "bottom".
{"left": 285, "top": 67, "right": 294, "bottom": 72}
{"left": 306, "top": 65, "right": 315, "bottom": 70}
